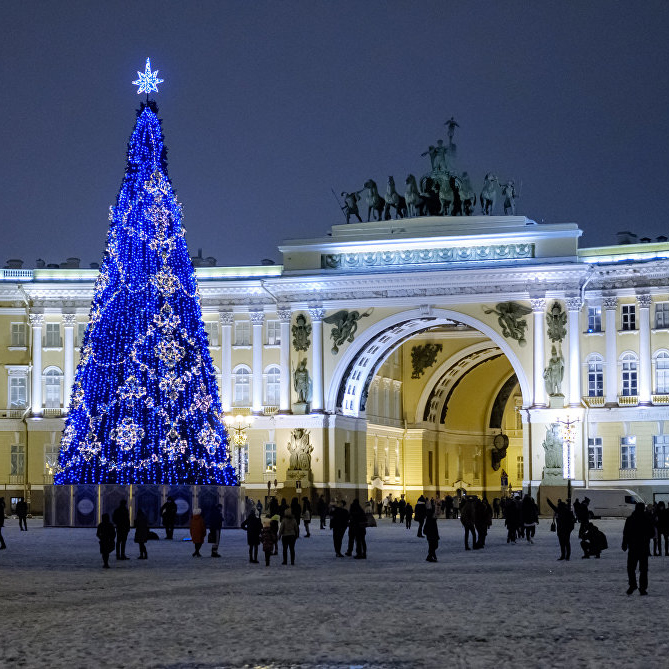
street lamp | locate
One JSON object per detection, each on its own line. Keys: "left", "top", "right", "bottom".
{"left": 557, "top": 415, "right": 579, "bottom": 502}
{"left": 223, "top": 414, "right": 253, "bottom": 480}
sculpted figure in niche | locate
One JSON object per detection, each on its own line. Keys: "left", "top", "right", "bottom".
{"left": 293, "top": 358, "right": 312, "bottom": 404}
{"left": 323, "top": 308, "right": 373, "bottom": 354}
{"left": 546, "top": 301, "right": 567, "bottom": 343}
{"left": 483, "top": 302, "right": 532, "bottom": 347}
{"left": 292, "top": 313, "right": 312, "bottom": 352}
{"left": 542, "top": 423, "right": 564, "bottom": 470}
{"left": 543, "top": 345, "right": 564, "bottom": 396}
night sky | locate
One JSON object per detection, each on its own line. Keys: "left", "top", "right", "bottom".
{"left": 1, "top": 2, "right": 668, "bottom": 269}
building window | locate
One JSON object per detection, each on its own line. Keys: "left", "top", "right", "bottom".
{"left": 344, "top": 442, "right": 351, "bottom": 482}
{"left": 264, "top": 366, "right": 280, "bottom": 406}
{"left": 588, "top": 437, "right": 603, "bottom": 470}
{"left": 10, "top": 444, "right": 25, "bottom": 476}
{"left": 654, "top": 436, "right": 669, "bottom": 469}
{"left": 516, "top": 456, "right": 523, "bottom": 481}
{"left": 587, "top": 306, "right": 602, "bottom": 333}
{"left": 45, "top": 443, "right": 60, "bottom": 475}
{"left": 44, "top": 322, "right": 61, "bottom": 348}
{"left": 655, "top": 352, "right": 669, "bottom": 394}
{"left": 656, "top": 303, "right": 669, "bottom": 329}
{"left": 9, "top": 376, "right": 28, "bottom": 409}
{"left": 44, "top": 368, "right": 63, "bottom": 408}
{"left": 204, "top": 321, "right": 219, "bottom": 347}
{"left": 620, "top": 436, "right": 637, "bottom": 469}
{"left": 621, "top": 304, "right": 636, "bottom": 331}
{"left": 266, "top": 320, "right": 280, "bottom": 345}
{"left": 264, "top": 442, "right": 277, "bottom": 472}
{"left": 233, "top": 366, "right": 251, "bottom": 405}
{"left": 587, "top": 354, "right": 604, "bottom": 397}
{"left": 621, "top": 354, "right": 638, "bottom": 396}
{"left": 77, "top": 322, "right": 87, "bottom": 348}
{"left": 11, "top": 323, "right": 26, "bottom": 347}
{"left": 234, "top": 321, "right": 251, "bottom": 346}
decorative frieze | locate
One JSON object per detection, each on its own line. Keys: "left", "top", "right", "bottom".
{"left": 322, "top": 243, "right": 534, "bottom": 270}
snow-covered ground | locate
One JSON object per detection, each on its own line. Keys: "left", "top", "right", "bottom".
{"left": 0, "top": 516, "right": 667, "bottom": 669}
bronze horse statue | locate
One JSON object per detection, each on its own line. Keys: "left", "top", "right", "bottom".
{"left": 384, "top": 176, "right": 407, "bottom": 219}
{"left": 363, "top": 179, "right": 385, "bottom": 221}
{"left": 480, "top": 173, "right": 499, "bottom": 216}
{"left": 405, "top": 174, "right": 429, "bottom": 217}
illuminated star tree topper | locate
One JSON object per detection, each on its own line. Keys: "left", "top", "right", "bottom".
{"left": 132, "top": 57, "right": 164, "bottom": 95}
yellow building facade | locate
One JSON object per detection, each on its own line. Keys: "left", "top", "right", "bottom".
{"left": 1, "top": 215, "right": 668, "bottom": 513}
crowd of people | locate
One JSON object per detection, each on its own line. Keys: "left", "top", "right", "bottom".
{"left": 1, "top": 489, "right": 666, "bottom": 594}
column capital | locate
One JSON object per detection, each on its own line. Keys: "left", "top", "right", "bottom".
{"left": 277, "top": 307, "right": 292, "bottom": 323}
{"left": 636, "top": 293, "right": 652, "bottom": 309}
{"left": 250, "top": 310, "right": 265, "bottom": 325}
{"left": 29, "top": 313, "right": 44, "bottom": 327}
{"left": 309, "top": 307, "right": 325, "bottom": 322}
{"left": 62, "top": 313, "right": 77, "bottom": 326}
{"left": 602, "top": 295, "right": 618, "bottom": 310}
{"left": 218, "top": 310, "right": 234, "bottom": 326}
{"left": 530, "top": 298, "right": 545, "bottom": 313}
{"left": 565, "top": 297, "right": 582, "bottom": 312}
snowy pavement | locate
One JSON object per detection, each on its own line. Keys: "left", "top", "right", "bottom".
{"left": 0, "top": 516, "right": 667, "bottom": 669}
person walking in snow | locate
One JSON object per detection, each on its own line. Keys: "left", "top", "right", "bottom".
{"left": 331, "top": 500, "right": 349, "bottom": 557}
{"left": 207, "top": 503, "right": 223, "bottom": 558}
{"left": 622, "top": 502, "right": 655, "bottom": 595}
{"left": 261, "top": 518, "right": 277, "bottom": 567}
{"left": 112, "top": 499, "right": 131, "bottom": 560}
{"left": 279, "top": 508, "right": 299, "bottom": 565}
{"left": 521, "top": 494, "right": 539, "bottom": 544}
{"left": 405, "top": 502, "right": 413, "bottom": 530}
{"left": 424, "top": 508, "right": 440, "bottom": 562}
{"left": 134, "top": 508, "right": 150, "bottom": 560}
{"left": 301, "top": 497, "right": 312, "bottom": 537}
{"left": 656, "top": 501, "right": 669, "bottom": 556}
{"left": 241, "top": 510, "right": 262, "bottom": 563}
{"left": 414, "top": 495, "right": 427, "bottom": 537}
{"left": 460, "top": 497, "right": 477, "bottom": 550}
{"left": 505, "top": 497, "right": 520, "bottom": 544}
{"left": 96, "top": 513, "right": 116, "bottom": 568}
{"left": 189, "top": 508, "right": 206, "bottom": 557}
{"left": 160, "top": 496, "right": 177, "bottom": 540}
{"left": 16, "top": 497, "right": 28, "bottom": 531}
{"left": 0, "top": 497, "right": 6, "bottom": 549}
{"left": 349, "top": 498, "right": 367, "bottom": 559}
{"left": 546, "top": 498, "right": 575, "bottom": 560}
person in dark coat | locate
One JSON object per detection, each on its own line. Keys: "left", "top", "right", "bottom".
{"left": 112, "top": 499, "right": 131, "bottom": 560}
{"left": 521, "top": 495, "right": 539, "bottom": 544}
{"left": 622, "top": 502, "right": 655, "bottom": 595}
{"left": 96, "top": 513, "right": 116, "bottom": 568}
{"left": 279, "top": 508, "right": 299, "bottom": 565}
{"left": 317, "top": 495, "right": 327, "bottom": 529}
{"left": 398, "top": 497, "right": 406, "bottom": 524}
{"left": 656, "top": 501, "right": 669, "bottom": 556}
{"left": 0, "top": 497, "right": 7, "bottom": 549}
{"left": 423, "top": 508, "right": 440, "bottom": 562}
{"left": 16, "top": 497, "right": 28, "bottom": 531}
{"left": 349, "top": 498, "right": 367, "bottom": 559}
{"left": 460, "top": 497, "right": 477, "bottom": 550}
{"left": 240, "top": 511, "right": 262, "bottom": 563}
{"left": 405, "top": 502, "right": 413, "bottom": 529}
{"left": 547, "top": 498, "right": 575, "bottom": 560}
{"left": 505, "top": 497, "right": 519, "bottom": 543}
{"left": 390, "top": 498, "right": 399, "bottom": 523}
{"left": 290, "top": 497, "right": 301, "bottom": 535}
{"left": 134, "top": 508, "right": 150, "bottom": 559}
{"left": 261, "top": 518, "right": 277, "bottom": 566}
{"left": 331, "top": 500, "right": 349, "bottom": 557}
{"left": 207, "top": 503, "right": 223, "bottom": 558}
{"left": 414, "top": 495, "right": 427, "bottom": 537}
{"left": 492, "top": 498, "right": 501, "bottom": 520}
{"left": 474, "top": 498, "right": 493, "bottom": 549}
{"left": 580, "top": 522, "right": 607, "bottom": 559}
{"left": 160, "top": 496, "right": 177, "bottom": 540}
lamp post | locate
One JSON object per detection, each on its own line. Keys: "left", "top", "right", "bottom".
{"left": 557, "top": 415, "right": 579, "bottom": 503}
{"left": 223, "top": 414, "right": 253, "bottom": 481}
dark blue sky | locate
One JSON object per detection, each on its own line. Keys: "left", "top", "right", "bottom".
{"left": 1, "top": 2, "right": 668, "bottom": 268}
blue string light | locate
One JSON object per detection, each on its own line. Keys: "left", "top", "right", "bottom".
{"left": 55, "top": 102, "right": 237, "bottom": 486}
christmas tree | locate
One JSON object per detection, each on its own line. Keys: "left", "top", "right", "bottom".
{"left": 55, "top": 61, "right": 236, "bottom": 485}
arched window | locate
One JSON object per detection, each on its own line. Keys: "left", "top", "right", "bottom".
{"left": 43, "top": 367, "right": 63, "bottom": 408}
{"left": 232, "top": 365, "right": 251, "bottom": 406}
{"left": 587, "top": 354, "right": 604, "bottom": 397}
{"left": 264, "top": 365, "right": 280, "bottom": 406}
{"left": 655, "top": 351, "right": 669, "bottom": 394}
{"left": 620, "top": 353, "right": 638, "bottom": 397}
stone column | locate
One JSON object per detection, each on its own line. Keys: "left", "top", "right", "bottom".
{"left": 603, "top": 296, "right": 618, "bottom": 404}
{"left": 250, "top": 310, "right": 265, "bottom": 413}
{"left": 63, "top": 313, "right": 77, "bottom": 410}
{"left": 638, "top": 294, "right": 652, "bottom": 405}
{"left": 309, "top": 307, "right": 325, "bottom": 412}
{"left": 29, "top": 313, "right": 44, "bottom": 415}
{"left": 531, "top": 298, "right": 546, "bottom": 407}
{"left": 566, "top": 298, "right": 582, "bottom": 406}
{"left": 219, "top": 310, "right": 233, "bottom": 412}
{"left": 278, "top": 307, "right": 292, "bottom": 412}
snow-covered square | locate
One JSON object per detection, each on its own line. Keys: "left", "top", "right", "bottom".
{"left": 1, "top": 516, "right": 667, "bottom": 669}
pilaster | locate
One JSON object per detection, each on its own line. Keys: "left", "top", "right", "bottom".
{"left": 603, "top": 296, "right": 618, "bottom": 404}
{"left": 219, "top": 310, "right": 233, "bottom": 412}
{"left": 530, "top": 298, "right": 546, "bottom": 407}
{"left": 29, "top": 313, "right": 44, "bottom": 415}
{"left": 250, "top": 310, "right": 265, "bottom": 413}
{"left": 309, "top": 307, "right": 325, "bottom": 412}
{"left": 278, "top": 307, "right": 292, "bottom": 413}
{"left": 637, "top": 293, "right": 652, "bottom": 405}
{"left": 566, "top": 297, "right": 582, "bottom": 406}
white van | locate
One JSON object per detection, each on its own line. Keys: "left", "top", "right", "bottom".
{"left": 571, "top": 488, "right": 645, "bottom": 518}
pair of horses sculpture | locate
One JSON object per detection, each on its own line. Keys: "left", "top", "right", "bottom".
{"left": 343, "top": 172, "right": 502, "bottom": 223}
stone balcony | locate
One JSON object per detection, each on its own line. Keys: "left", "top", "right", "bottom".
{"left": 619, "top": 468, "right": 637, "bottom": 479}
{"left": 618, "top": 395, "right": 638, "bottom": 407}
{"left": 652, "top": 469, "right": 669, "bottom": 479}
{"left": 582, "top": 396, "right": 605, "bottom": 407}
{"left": 588, "top": 469, "right": 604, "bottom": 480}
{"left": 652, "top": 395, "right": 669, "bottom": 405}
